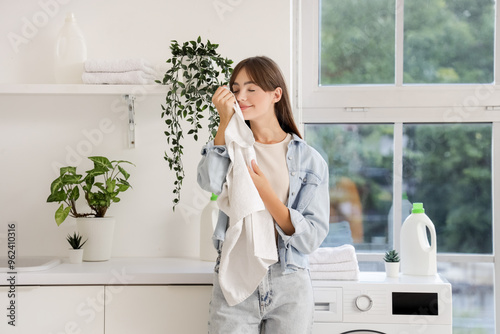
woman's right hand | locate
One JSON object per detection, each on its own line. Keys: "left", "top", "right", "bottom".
{"left": 212, "top": 86, "right": 236, "bottom": 126}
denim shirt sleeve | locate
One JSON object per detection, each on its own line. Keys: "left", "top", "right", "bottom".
{"left": 196, "top": 140, "right": 230, "bottom": 195}
{"left": 276, "top": 154, "right": 330, "bottom": 255}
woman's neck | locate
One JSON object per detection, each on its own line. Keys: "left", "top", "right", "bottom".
{"left": 251, "top": 120, "right": 287, "bottom": 144}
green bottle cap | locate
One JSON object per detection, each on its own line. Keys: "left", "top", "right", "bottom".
{"left": 210, "top": 193, "right": 218, "bottom": 201}
{"left": 412, "top": 202, "right": 425, "bottom": 213}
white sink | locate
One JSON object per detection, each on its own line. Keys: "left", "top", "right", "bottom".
{"left": 0, "top": 256, "right": 61, "bottom": 272}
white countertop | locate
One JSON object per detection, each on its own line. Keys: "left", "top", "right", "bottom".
{"left": 0, "top": 257, "right": 215, "bottom": 286}
{"left": 0, "top": 257, "right": 449, "bottom": 287}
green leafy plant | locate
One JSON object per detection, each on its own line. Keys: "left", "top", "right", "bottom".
{"left": 47, "top": 156, "right": 134, "bottom": 226}
{"left": 157, "top": 36, "right": 233, "bottom": 208}
{"left": 66, "top": 232, "right": 87, "bottom": 250}
{"left": 383, "top": 249, "right": 400, "bottom": 262}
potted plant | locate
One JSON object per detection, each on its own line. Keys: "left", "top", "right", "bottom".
{"left": 66, "top": 232, "right": 87, "bottom": 264}
{"left": 383, "top": 249, "right": 400, "bottom": 278}
{"left": 157, "top": 36, "right": 233, "bottom": 208}
{"left": 47, "top": 156, "right": 133, "bottom": 261}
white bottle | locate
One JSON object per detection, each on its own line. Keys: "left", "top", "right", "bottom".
{"left": 200, "top": 193, "right": 219, "bottom": 262}
{"left": 55, "top": 12, "right": 87, "bottom": 84}
{"left": 400, "top": 202, "right": 437, "bottom": 276}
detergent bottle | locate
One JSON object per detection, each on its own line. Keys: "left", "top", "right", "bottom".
{"left": 55, "top": 12, "right": 87, "bottom": 83}
{"left": 400, "top": 202, "right": 437, "bottom": 276}
{"left": 199, "top": 193, "right": 219, "bottom": 262}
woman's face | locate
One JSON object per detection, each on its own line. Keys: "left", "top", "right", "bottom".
{"left": 232, "top": 68, "right": 280, "bottom": 122}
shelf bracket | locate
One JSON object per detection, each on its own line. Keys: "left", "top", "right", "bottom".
{"left": 123, "top": 94, "right": 136, "bottom": 148}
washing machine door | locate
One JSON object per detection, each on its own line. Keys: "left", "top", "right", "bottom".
{"left": 341, "top": 331, "right": 385, "bottom": 334}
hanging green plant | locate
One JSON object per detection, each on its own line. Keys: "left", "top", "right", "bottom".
{"left": 157, "top": 36, "right": 233, "bottom": 209}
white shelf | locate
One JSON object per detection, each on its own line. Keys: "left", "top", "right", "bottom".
{"left": 0, "top": 84, "right": 168, "bottom": 95}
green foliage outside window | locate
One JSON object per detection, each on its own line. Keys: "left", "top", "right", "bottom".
{"left": 404, "top": 124, "right": 492, "bottom": 254}
{"left": 320, "top": 0, "right": 495, "bottom": 84}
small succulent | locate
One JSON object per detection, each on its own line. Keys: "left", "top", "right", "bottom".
{"left": 66, "top": 232, "right": 88, "bottom": 250}
{"left": 383, "top": 249, "right": 400, "bottom": 262}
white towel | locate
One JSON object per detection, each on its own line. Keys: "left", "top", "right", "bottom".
{"left": 309, "top": 244, "right": 357, "bottom": 264}
{"left": 309, "top": 261, "right": 359, "bottom": 272}
{"left": 82, "top": 71, "right": 155, "bottom": 85}
{"left": 84, "top": 58, "right": 156, "bottom": 76}
{"left": 309, "top": 269, "right": 360, "bottom": 280}
{"left": 217, "top": 94, "right": 278, "bottom": 306}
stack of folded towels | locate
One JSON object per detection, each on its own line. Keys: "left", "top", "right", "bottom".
{"left": 308, "top": 244, "right": 360, "bottom": 280}
{"left": 82, "top": 58, "right": 157, "bottom": 85}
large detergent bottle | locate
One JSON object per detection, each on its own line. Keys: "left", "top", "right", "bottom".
{"left": 199, "top": 193, "right": 219, "bottom": 262}
{"left": 400, "top": 202, "right": 437, "bottom": 276}
{"left": 55, "top": 12, "right": 87, "bottom": 83}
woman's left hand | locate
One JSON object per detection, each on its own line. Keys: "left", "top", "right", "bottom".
{"left": 247, "top": 160, "right": 272, "bottom": 197}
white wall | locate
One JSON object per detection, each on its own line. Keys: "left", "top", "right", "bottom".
{"left": 0, "top": 0, "right": 292, "bottom": 259}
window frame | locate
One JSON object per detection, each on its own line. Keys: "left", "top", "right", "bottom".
{"left": 294, "top": 0, "right": 500, "bottom": 329}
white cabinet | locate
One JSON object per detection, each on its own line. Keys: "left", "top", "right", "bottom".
{"left": 0, "top": 285, "right": 104, "bottom": 334}
{"left": 105, "top": 285, "right": 212, "bottom": 334}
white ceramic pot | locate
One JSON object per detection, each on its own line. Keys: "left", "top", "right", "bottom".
{"left": 68, "top": 248, "right": 84, "bottom": 264}
{"left": 76, "top": 217, "right": 115, "bottom": 261}
{"left": 385, "top": 261, "right": 400, "bottom": 278}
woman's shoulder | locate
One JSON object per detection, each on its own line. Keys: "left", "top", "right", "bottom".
{"left": 290, "top": 135, "right": 328, "bottom": 170}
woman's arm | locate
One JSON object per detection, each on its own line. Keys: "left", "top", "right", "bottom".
{"left": 197, "top": 141, "right": 230, "bottom": 195}
{"left": 248, "top": 160, "right": 295, "bottom": 235}
{"left": 276, "top": 155, "right": 330, "bottom": 254}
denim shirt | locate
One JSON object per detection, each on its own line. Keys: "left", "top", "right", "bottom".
{"left": 197, "top": 133, "right": 330, "bottom": 273}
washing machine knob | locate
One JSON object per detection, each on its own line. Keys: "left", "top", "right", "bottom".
{"left": 355, "top": 294, "right": 373, "bottom": 312}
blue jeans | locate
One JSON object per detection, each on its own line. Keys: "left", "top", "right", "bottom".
{"left": 208, "top": 261, "right": 314, "bottom": 333}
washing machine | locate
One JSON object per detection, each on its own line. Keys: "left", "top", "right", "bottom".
{"left": 312, "top": 272, "right": 452, "bottom": 334}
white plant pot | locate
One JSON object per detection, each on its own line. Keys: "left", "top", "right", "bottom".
{"left": 77, "top": 217, "right": 115, "bottom": 262}
{"left": 68, "top": 248, "right": 84, "bottom": 264}
{"left": 385, "top": 261, "right": 400, "bottom": 278}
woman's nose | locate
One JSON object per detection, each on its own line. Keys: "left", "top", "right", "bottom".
{"left": 236, "top": 92, "right": 246, "bottom": 101}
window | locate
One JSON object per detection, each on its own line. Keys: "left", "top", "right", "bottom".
{"left": 403, "top": 123, "right": 492, "bottom": 254}
{"left": 404, "top": 0, "right": 494, "bottom": 84}
{"left": 306, "top": 124, "right": 394, "bottom": 250}
{"left": 297, "top": 0, "right": 500, "bottom": 332}
{"left": 320, "top": 0, "right": 395, "bottom": 85}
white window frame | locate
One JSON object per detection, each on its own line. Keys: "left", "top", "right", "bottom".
{"left": 293, "top": 0, "right": 500, "bottom": 329}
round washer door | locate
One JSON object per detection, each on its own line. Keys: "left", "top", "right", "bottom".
{"left": 341, "top": 331, "right": 386, "bottom": 334}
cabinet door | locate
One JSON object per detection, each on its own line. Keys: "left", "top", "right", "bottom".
{"left": 0, "top": 285, "right": 104, "bottom": 334}
{"left": 105, "top": 285, "right": 212, "bottom": 334}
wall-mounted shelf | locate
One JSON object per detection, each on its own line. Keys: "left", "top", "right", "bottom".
{"left": 0, "top": 84, "right": 168, "bottom": 95}
{"left": 0, "top": 84, "right": 170, "bottom": 148}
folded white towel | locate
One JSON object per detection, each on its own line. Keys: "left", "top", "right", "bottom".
{"left": 309, "top": 244, "right": 357, "bottom": 264}
{"left": 309, "top": 269, "right": 360, "bottom": 280}
{"left": 309, "top": 261, "right": 358, "bottom": 272}
{"left": 82, "top": 71, "right": 155, "bottom": 85}
{"left": 217, "top": 93, "right": 278, "bottom": 306}
{"left": 84, "top": 58, "right": 156, "bottom": 76}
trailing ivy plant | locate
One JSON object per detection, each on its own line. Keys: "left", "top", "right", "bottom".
{"left": 157, "top": 36, "right": 233, "bottom": 209}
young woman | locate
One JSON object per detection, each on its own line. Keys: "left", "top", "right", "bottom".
{"left": 197, "top": 56, "right": 329, "bottom": 333}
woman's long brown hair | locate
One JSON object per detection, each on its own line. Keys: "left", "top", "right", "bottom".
{"left": 229, "top": 56, "right": 302, "bottom": 139}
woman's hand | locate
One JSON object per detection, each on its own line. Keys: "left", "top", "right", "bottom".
{"left": 212, "top": 86, "right": 236, "bottom": 125}
{"left": 248, "top": 160, "right": 272, "bottom": 197}
{"left": 212, "top": 86, "right": 236, "bottom": 145}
